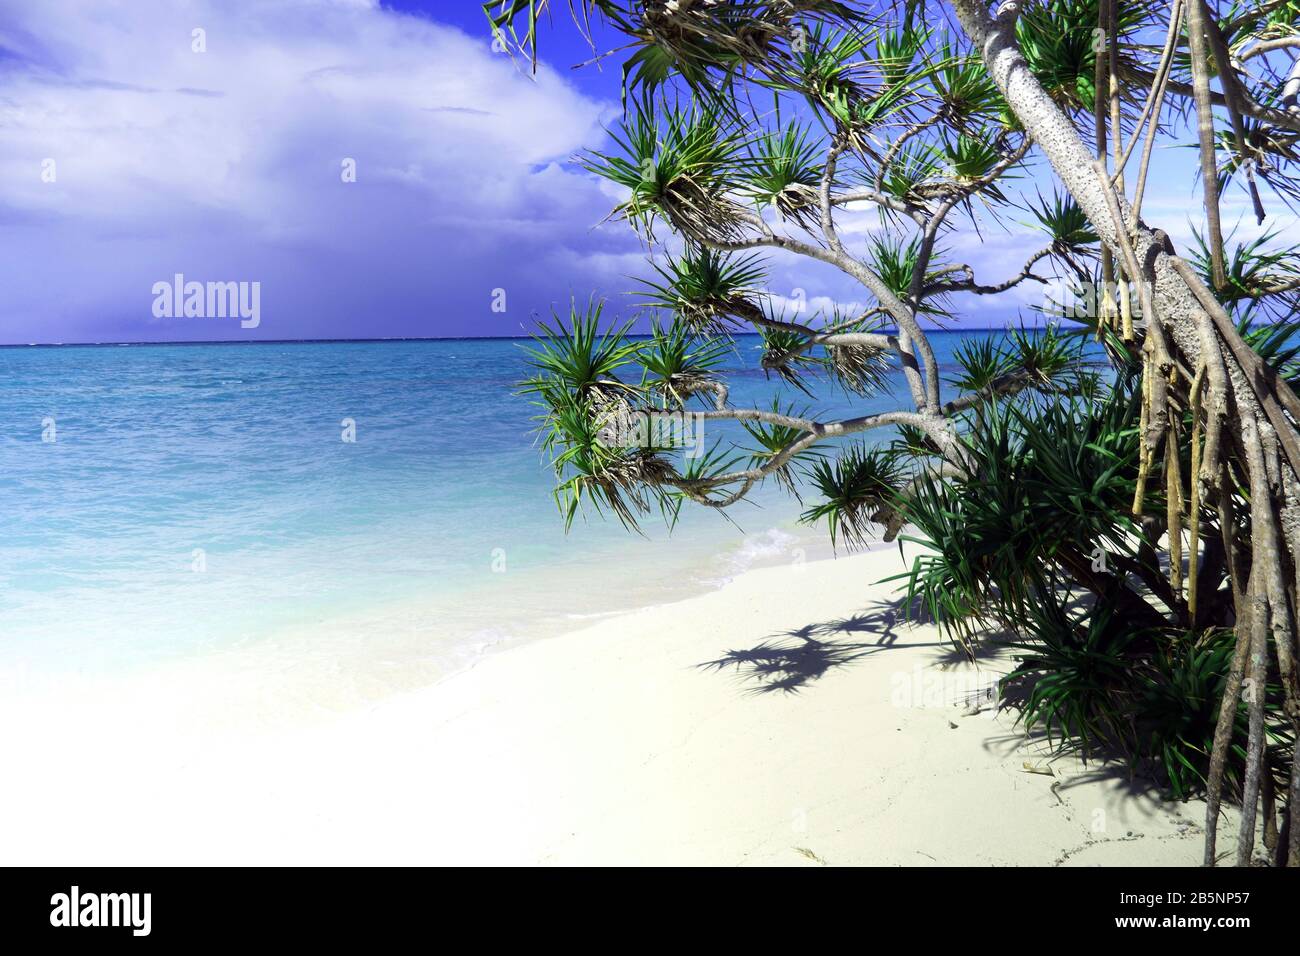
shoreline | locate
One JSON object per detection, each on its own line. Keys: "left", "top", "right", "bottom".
{"left": 0, "top": 513, "right": 845, "bottom": 724}
{"left": 0, "top": 541, "right": 1230, "bottom": 865}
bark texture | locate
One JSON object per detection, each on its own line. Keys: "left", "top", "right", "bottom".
{"left": 952, "top": 0, "right": 1300, "bottom": 866}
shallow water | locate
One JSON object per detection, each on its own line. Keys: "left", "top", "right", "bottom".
{"left": 0, "top": 332, "right": 1015, "bottom": 679}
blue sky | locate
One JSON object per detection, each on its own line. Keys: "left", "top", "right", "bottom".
{"left": 0, "top": 0, "right": 1286, "bottom": 344}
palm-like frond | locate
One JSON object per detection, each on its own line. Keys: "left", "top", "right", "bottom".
{"left": 866, "top": 234, "right": 952, "bottom": 317}
{"left": 668, "top": 440, "right": 748, "bottom": 514}
{"left": 541, "top": 388, "right": 678, "bottom": 532}
{"left": 948, "top": 335, "right": 1017, "bottom": 394}
{"left": 744, "top": 124, "right": 825, "bottom": 227}
{"left": 740, "top": 398, "right": 822, "bottom": 498}
{"left": 891, "top": 422, "right": 943, "bottom": 459}
{"left": 1136, "top": 629, "right": 1250, "bottom": 800}
{"left": 1188, "top": 226, "right": 1300, "bottom": 320}
{"left": 1007, "top": 324, "right": 1091, "bottom": 391}
{"left": 940, "top": 132, "right": 1017, "bottom": 207}
{"left": 800, "top": 444, "right": 904, "bottom": 551}
{"left": 483, "top": 1, "right": 869, "bottom": 106}
{"left": 929, "top": 42, "right": 1002, "bottom": 125}
{"left": 899, "top": 382, "right": 1144, "bottom": 639}
{"left": 638, "top": 318, "right": 731, "bottom": 406}
{"left": 519, "top": 299, "right": 641, "bottom": 410}
{"left": 947, "top": 325, "right": 1089, "bottom": 401}
{"left": 519, "top": 300, "right": 686, "bottom": 530}
{"left": 1214, "top": 115, "right": 1300, "bottom": 213}
{"left": 759, "top": 322, "right": 819, "bottom": 394}
{"left": 1023, "top": 188, "right": 1100, "bottom": 255}
{"left": 638, "top": 245, "right": 768, "bottom": 337}
{"left": 583, "top": 103, "right": 752, "bottom": 241}
{"left": 871, "top": 8, "right": 930, "bottom": 89}
{"left": 1015, "top": 0, "right": 1152, "bottom": 117}
{"left": 1242, "top": 313, "right": 1300, "bottom": 392}
{"left": 822, "top": 307, "right": 894, "bottom": 396}
{"left": 1005, "top": 589, "right": 1140, "bottom": 757}
{"left": 874, "top": 140, "right": 944, "bottom": 205}
{"left": 789, "top": 22, "right": 873, "bottom": 130}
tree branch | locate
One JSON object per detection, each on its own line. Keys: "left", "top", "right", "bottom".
{"left": 922, "top": 247, "right": 1053, "bottom": 297}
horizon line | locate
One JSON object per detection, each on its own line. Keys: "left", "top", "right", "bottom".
{"left": 0, "top": 327, "right": 1060, "bottom": 349}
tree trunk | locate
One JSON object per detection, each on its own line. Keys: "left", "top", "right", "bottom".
{"left": 951, "top": 0, "right": 1300, "bottom": 866}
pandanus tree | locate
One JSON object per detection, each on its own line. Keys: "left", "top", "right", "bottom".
{"left": 492, "top": 0, "right": 1300, "bottom": 866}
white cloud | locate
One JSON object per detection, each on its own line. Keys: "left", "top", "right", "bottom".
{"left": 1, "top": 1, "right": 605, "bottom": 222}
{"left": 0, "top": 0, "right": 631, "bottom": 341}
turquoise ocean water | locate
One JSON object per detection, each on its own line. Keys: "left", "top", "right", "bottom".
{"left": 0, "top": 333, "right": 1012, "bottom": 680}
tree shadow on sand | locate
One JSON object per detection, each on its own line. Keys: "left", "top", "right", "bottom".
{"left": 699, "top": 596, "right": 950, "bottom": 695}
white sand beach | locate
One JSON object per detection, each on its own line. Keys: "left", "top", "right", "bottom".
{"left": 0, "top": 544, "right": 1229, "bottom": 866}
